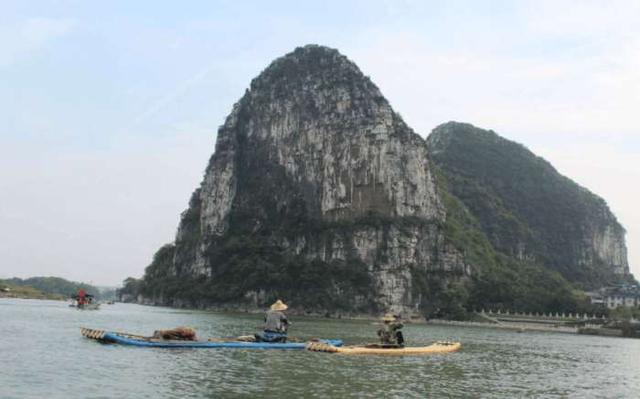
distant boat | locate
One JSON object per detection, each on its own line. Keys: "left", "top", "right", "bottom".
{"left": 77, "top": 303, "right": 100, "bottom": 310}
{"left": 70, "top": 291, "right": 99, "bottom": 309}
{"left": 69, "top": 302, "right": 100, "bottom": 310}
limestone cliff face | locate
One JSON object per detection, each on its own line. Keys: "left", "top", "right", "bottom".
{"left": 427, "top": 122, "right": 629, "bottom": 286}
{"left": 583, "top": 216, "right": 628, "bottom": 275}
{"left": 163, "top": 45, "right": 467, "bottom": 314}
{"left": 138, "top": 46, "right": 633, "bottom": 315}
{"left": 201, "top": 45, "right": 442, "bottom": 232}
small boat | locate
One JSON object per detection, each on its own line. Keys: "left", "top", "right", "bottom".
{"left": 80, "top": 328, "right": 343, "bottom": 349}
{"left": 306, "top": 341, "right": 461, "bottom": 356}
{"left": 73, "top": 303, "right": 100, "bottom": 310}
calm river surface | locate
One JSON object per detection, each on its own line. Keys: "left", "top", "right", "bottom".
{"left": 1, "top": 298, "right": 639, "bottom": 398}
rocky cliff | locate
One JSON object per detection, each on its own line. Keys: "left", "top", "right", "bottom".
{"left": 135, "top": 46, "right": 632, "bottom": 316}
{"left": 427, "top": 122, "right": 629, "bottom": 287}
{"left": 141, "top": 45, "right": 469, "bottom": 315}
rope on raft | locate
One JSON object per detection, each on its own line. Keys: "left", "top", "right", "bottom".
{"left": 305, "top": 342, "right": 338, "bottom": 353}
{"left": 80, "top": 327, "right": 107, "bottom": 340}
{"left": 81, "top": 327, "right": 149, "bottom": 341}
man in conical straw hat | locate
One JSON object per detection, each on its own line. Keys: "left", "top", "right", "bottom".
{"left": 377, "top": 313, "right": 404, "bottom": 346}
{"left": 255, "top": 299, "right": 290, "bottom": 343}
{"left": 271, "top": 299, "right": 288, "bottom": 311}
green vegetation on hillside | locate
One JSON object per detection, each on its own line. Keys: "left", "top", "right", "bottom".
{"left": 433, "top": 170, "right": 598, "bottom": 318}
{"left": 428, "top": 122, "right": 629, "bottom": 289}
{"left": 5, "top": 277, "right": 102, "bottom": 299}
{"left": 136, "top": 222, "right": 382, "bottom": 312}
{"left": 0, "top": 279, "right": 65, "bottom": 300}
{"left": 608, "top": 306, "right": 640, "bottom": 321}
{"left": 118, "top": 277, "right": 142, "bottom": 301}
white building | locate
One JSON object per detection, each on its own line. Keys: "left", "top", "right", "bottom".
{"left": 604, "top": 293, "right": 639, "bottom": 309}
{"left": 587, "top": 286, "right": 640, "bottom": 309}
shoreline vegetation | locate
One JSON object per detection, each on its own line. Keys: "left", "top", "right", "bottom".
{"left": 0, "top": 277, "right": 115, "bottom": 302}
{"left": 3, "top": 293, "right": 636, "bottom": 339}
{"left": 0, "top": 286, "right": 64, "bottom": 301}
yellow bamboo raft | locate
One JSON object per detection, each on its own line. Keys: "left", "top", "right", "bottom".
{"left": 305, "top": 341, "right": 461, "bottom": 356}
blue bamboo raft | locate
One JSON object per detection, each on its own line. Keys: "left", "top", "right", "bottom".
{"left": 81, "top": 327, "right": 343, "bottom": 349}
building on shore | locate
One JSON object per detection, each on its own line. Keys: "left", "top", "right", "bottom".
{"left": 587, "top": 284, "right": 640, "bottom": 309}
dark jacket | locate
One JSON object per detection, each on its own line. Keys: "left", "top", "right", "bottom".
{"left": 377, "top": 321, "right": 404, "bottom": 345}
{"left": 264, "top": 310, "right": 289, "bottom": 333}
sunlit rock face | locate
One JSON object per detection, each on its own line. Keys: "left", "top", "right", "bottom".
{"left": 200, "top": 45, "right": 443, "bottom": 234}
{"left": 164, "top": 45, "right": 466, "bottom": 314}
{"left": 141, "top": 46, "right": 632, "bottom": 314}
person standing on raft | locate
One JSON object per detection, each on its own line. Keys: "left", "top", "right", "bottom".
{"left": 377, "top": 313, "right": 404, "bottom": 346}
{"left": 255, "top": 300, "right": 290, "bottom": 343}
{"left": 77, "top": 288, "right": 87, "bottom": 306}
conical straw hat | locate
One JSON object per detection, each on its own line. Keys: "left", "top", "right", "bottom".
{"left": 381, "top": 313, "right": 396, "bottom": 322}
{"left": 270, "top": 299, "right": 288, "bottom": 311}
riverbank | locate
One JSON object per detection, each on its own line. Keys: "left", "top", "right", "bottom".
{"left": 427, "top": 318, "right": 579, "bottom": 334}
{"left": 0, "top": 288, "right": 64, "bottom": 301}
{"left": 428, "top": 317, "right": 640, "bottom": 339}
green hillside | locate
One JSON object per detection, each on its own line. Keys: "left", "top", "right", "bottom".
{"left": 0, "top": 279, "right": 65, "bottom": 300}
{"left": 5, "top": 277, "right": 102, "bottom": 299}
{"left": 427, "top": 122, "right": 631, "bottom": 289}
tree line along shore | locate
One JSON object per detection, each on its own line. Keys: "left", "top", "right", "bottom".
{"left": 0, "top": 277, "right": 115, "bottom": 301}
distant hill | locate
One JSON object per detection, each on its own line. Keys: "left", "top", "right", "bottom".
{"left": 0, "top": 279, "right": 64, "bottom": 300}
{"left": 427, "top": 122, "right": 630, "bottom": 288}
{"left": 5, "top": 277, "right": 103, "bottom": 299}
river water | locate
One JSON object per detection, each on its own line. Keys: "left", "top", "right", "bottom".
{"left": 1, "top": 299, "right": 639, "bottom": 398}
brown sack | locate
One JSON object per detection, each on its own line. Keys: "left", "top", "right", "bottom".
{"left": 153, "top": 327, "right": 197, "bottom": 341}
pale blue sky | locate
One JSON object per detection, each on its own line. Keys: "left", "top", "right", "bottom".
{"left": 1, "top": 0, "right": 638, "bottom": 285}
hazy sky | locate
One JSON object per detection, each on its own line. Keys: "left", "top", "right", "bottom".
{"left": 1, "top": 0, "right": 638, "bottom": 286}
